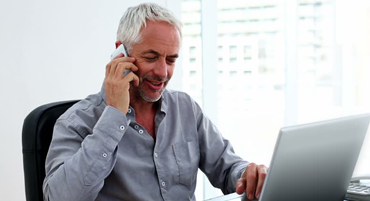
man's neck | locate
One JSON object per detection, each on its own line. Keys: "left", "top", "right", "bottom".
{"left": 129, "top": 90, "right": 159, "bottom": 139}
{"left": 129, "top": 90, "right": 158, "bottom": 116}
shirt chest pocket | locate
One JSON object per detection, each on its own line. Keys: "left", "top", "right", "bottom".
{"left": 172, "top": 141, "right": 200, "bottom": 187}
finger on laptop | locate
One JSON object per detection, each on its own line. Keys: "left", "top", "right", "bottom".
{"left": 255, "top": 164, "right": 268, "bottom": 199}
{"left": 236, "top": 177, "right": 246, "bottom": 195}
{"left": 245, "top": 163, "right": 257, "bottom": 200}
{"left": 236, "top": 163, "right": 268, "bottom": 200}
{"left": 235, "top": 163, "right": 256, "bottom": 198}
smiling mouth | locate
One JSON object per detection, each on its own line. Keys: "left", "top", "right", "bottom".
{"left": 145, "top": 80, "right": 165, "bottom": 90}
{"left": 149, "top": 81, "right": 162, "bottom": 86}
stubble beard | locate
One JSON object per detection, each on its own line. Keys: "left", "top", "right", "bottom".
{"left": 131, "top": 75, "right": 169, "bottom": 103}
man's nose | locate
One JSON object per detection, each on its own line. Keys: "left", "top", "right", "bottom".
{"left": 153, "top": 57, "right": 168, "bottom": 78}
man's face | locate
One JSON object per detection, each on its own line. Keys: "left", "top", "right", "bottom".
{"left": 130, "top": 20, "right": 181, "bottom": 102}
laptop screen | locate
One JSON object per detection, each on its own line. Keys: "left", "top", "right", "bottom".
{"left": 258, "top": 114, "right": 370, "bottom": 201}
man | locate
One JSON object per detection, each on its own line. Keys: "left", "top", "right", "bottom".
{"left": 43, "top": 3, "right": 267, "bottom": 201}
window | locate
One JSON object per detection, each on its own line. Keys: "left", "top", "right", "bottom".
{"left": 181, "top": 0, "right": 370, "bottom": 199}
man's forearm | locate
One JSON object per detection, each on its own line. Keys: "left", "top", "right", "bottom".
{"left": 43, "top": 106, "right": 129, "bottom": 200}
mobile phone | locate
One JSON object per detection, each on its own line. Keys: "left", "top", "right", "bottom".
{"left": 110, "top": 44, "right": 131, "bottom": 76}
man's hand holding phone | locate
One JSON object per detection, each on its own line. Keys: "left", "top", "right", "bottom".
{"left": 104, "top": 53, "right": 139, "bottom": 114}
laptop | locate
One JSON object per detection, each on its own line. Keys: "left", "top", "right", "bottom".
{"left": 205, "top": 113, "right": 370, "bottom": 201}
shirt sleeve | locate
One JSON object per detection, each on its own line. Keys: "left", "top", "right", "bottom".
{"left": 43, "top": 106, "right": 129, "bottom": 201}
{"left": 192, "top": 99, "right": 249, "bottom": 194}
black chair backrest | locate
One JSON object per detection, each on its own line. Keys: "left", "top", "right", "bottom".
{"left": 22, "top": 100, "right": 79, "bottom": 201}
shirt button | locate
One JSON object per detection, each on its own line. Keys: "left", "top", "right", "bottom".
{"left": 154, "top": 152, "right": 158, "bottom": 158}
{"left": 134, "top": 125, "right": 139, "bottom": 129}
{"left": 128, "top": 108, "right": 131, "bottom": 113}
{"left": 139, "top": 129, "right": 144, "bottom": 134}
{"left": 102, "top": 153, "right": 107, "bottom": 158}
{"left": 120, "top": 125, "right": 125, "bottom": 130}
{"left": 161, "top": 182, "right": 166, "bottom": 187}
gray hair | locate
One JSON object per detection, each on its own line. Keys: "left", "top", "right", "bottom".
{"left": 116, "top": 3, "right": 182, "bottom": 53}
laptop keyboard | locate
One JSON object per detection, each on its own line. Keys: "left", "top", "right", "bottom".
{"left": 346, "top": 183, "right": 370, "bottom": 201}
{"left": 347, "top": 183, "right": 370, "bottom": 195}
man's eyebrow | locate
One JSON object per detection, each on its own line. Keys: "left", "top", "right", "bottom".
{"left": 143, "top": 49, "right": 160, "bottom": 55}
{"left": 168, "top": 54, "right": 179, "bottom": 58}
{"left": 142, "top": 49, "right": 178, "bottom": 58}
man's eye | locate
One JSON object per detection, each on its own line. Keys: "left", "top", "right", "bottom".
{"left": 167, "top": 59, "right": 176, "bottom": 64}
{"left": 145, "top": 57, "right": 157, "bottom": 61}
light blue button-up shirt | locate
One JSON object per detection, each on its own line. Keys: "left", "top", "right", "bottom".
{"left": 43, "top": 86, "right": 249, "bottom": 201}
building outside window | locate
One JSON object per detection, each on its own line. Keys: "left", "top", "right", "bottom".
{"left": 181, "top": 0, "right": 370, "bottom": 199}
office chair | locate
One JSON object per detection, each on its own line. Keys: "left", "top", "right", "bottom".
{"left": 22, "top": 100, "right": 79, "bottom": 201}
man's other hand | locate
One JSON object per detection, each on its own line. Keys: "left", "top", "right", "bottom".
{"left": 235, "top": 163, "right": 268, "bottom": 200}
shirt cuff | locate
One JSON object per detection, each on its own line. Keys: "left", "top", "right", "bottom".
{"left": 93, "top": 106, "right": 130, "bottom": 143}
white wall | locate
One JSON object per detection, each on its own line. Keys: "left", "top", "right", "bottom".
{"left": 0, "top": 1, "right": 182, "bottom": 200}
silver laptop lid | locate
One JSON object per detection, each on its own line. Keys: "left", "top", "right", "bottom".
{"left": 259, "top": 113, "right": 370, "bottom": 201}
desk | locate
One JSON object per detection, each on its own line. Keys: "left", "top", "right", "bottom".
{"left": 204, "top": 192, "right": 351, "bottom": 201}
{"left": 204, "top": 193, "right": 253, "bottom": 201}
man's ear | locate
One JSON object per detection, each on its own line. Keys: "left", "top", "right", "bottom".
{"left": 115, "top": 41, "right": 122, "bottom": 48}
